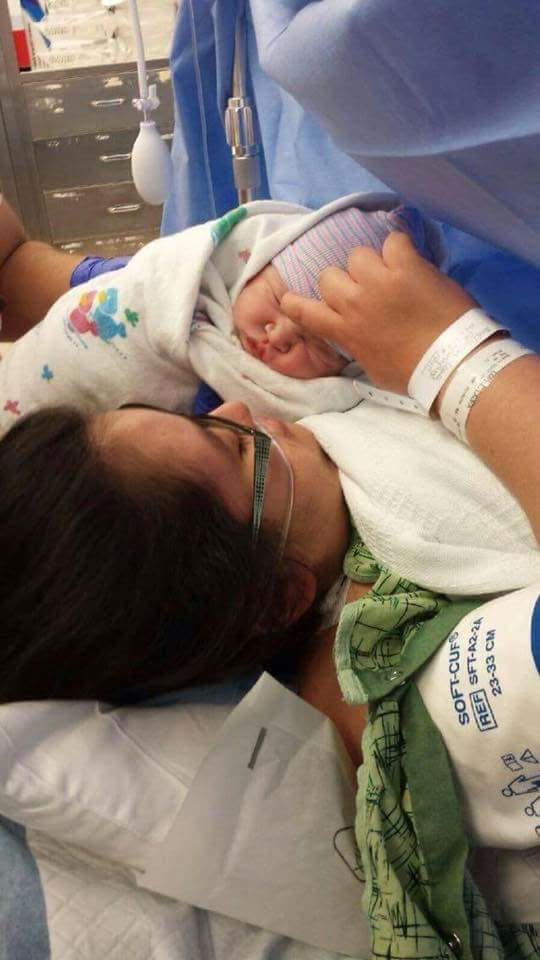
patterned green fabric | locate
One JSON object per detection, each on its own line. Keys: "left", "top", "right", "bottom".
{"left": 335, "top": 531, "right": 540, "bottom": 960}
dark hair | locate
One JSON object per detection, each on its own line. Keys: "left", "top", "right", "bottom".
{"left": 0, "top": 406, "right": 320, "bottom": 703}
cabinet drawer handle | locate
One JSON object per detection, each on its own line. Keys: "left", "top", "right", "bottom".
{"left": 99, "top": 152, "right": 131, "bottom": 163}
{"left": 91, "top": 97, "right": 126, "bottom": 109}
{"left": 52, "top": 191, "right": 79, "bottom": 200}
{"left": 107, "top": 203, "right": 141, "bottom": 215}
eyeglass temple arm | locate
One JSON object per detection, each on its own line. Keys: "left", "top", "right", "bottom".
{"left": 251, "top": 433, "right": 271, "bottom": 543}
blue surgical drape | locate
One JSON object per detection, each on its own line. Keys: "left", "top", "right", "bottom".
{"left": 164, "top": 1, "right": 540, "bottom": 350}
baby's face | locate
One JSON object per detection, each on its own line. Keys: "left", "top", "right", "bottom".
{"left": 232, "top": 265, "right": 347, "bottom": 379}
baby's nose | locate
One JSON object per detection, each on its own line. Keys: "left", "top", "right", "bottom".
{"left": 265, "top": 315, "right": 300, "bottom": 352}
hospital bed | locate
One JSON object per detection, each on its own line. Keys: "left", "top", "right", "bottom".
{"left": 0, "top": 675, "right": 367, "bottom": 959}
{"left": 1, "top": 3, "right": 540, "bottom": 958}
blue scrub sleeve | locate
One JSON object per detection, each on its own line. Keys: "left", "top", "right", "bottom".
{"left": 70, "top": 255, "right": 131, "bottom": 287}
{"left": 192, "top": 382, "right": 223, "bottom": 414}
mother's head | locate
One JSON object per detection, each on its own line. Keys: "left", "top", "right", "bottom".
{"left": 0, "top": 402, "right": 349, "bottom": 703}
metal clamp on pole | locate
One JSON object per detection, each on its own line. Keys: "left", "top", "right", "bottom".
{"left": 225, "top": 13, "right": 261, "bottom": 205}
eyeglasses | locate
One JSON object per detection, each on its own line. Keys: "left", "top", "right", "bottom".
{"left": 118, "top": 406, "right": 294, "bottom": 562}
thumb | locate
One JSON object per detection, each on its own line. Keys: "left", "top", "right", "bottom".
{"left": 381, "top": 230, "right": 419, "bottom": 267}
{"left": 280, "top": 292, "right": 344, "bottom": 340}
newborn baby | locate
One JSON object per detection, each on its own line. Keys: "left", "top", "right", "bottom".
{"left": 0, "top": 195, "right": 433, "bottom": 440}
{"left": 232, "top": 205, "right": 428, "bottom": 379}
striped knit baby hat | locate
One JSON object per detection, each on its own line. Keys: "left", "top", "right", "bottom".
{"left": 272, "top": 205, "right": 428, "bottom": 299}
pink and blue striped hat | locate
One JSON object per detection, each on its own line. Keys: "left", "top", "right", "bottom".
{"left": 272, "top": 205, "right": 432, "bottom": 300}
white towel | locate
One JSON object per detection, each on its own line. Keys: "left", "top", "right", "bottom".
{"left": 301, "top": 404, "right": 540, "bottom": 595}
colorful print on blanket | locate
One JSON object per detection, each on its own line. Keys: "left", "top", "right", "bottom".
{"left": 67, "top": 287, "right": 139, "bottom": 344}
{"left": 335, "top": 533, "right": 540, "bottom": 958}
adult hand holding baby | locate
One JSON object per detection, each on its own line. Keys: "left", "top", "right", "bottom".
{"left": 283, "top": 231, "right": 540, "bottom": 542}
{"left": 280, "top": 232, "right": 474, "bottom": 394}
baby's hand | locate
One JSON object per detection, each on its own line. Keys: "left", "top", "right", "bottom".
{"left": 281, "top": 233, "right": 474, "bottom": 394}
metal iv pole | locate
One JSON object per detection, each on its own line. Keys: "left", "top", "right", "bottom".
{"left": 224, "top": 5, "right": 261, "bottom": 204}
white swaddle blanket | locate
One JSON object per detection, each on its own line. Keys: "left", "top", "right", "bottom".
{"left": 301, "top": 406, "right": 540, "bottom": 595}
{"left": 0, "top": 193, "right": 537, "bottom": 594}
{"left": 0, "top": 193, "right": 400, "bottom": 428}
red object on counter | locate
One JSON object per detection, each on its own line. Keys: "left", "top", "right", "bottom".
{"left": 12, "top": 27, "right": 31, "bottom": 69}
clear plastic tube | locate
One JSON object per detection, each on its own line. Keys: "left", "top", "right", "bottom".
{"left": 127, "top": 0, "right": 149, "bottom": 114}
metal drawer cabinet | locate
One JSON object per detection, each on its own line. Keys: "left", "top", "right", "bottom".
{"left": 34, "top": 127, "right": 173, "bottom": 190}
{"left": 45, "top": 180, "right": 162, "bottom": 242}
{"left": 58, "top": 231, "right": 158, "bottom": 258}
{"left": 24, "top": 63, "right": 173, "bottom": 140}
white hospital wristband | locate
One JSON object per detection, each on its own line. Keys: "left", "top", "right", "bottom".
{"left": 440, "top": 338, "right": 534, "bottom": 443}
{"left": 407, "top": 309, "right": 505, "bottom": 413}
{"left": 352, "top": 376, "right": 428, "bottom": 415}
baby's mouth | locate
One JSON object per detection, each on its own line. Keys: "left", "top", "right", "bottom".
{"left": 241, "top": 333, "right": 269, "bottom": 362}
